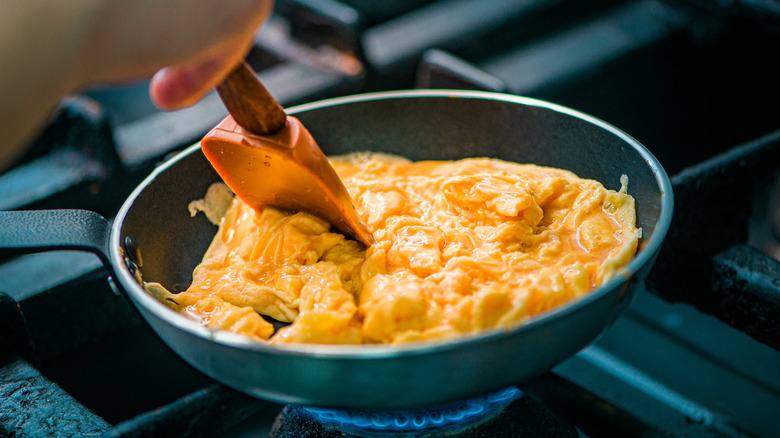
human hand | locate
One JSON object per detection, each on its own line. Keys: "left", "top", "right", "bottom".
{"left": 78, "top": 0, "right": 273, "bottom": 109}
{"left": 1, "top": 0, "right": 272, "bottom": 170}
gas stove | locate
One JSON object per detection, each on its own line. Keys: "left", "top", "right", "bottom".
{"left": 1, "top": 0, "right": 778, "bottom": 436}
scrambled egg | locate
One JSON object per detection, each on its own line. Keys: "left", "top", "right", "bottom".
{"left": 147, "top": 155, "right": 640, "bottom": 344}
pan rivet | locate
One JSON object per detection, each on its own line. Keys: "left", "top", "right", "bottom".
{"left": 107, "top": 276, "right": 122, "bottom": 296}
{"left": 123, "top": 257, "right": 143, "bottom": 286}
{"left": 123, "top": 236, "right": 143, "bottom": 268}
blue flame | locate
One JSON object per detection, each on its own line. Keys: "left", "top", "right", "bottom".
{"left": 303, "top": 386, "right": 522, "bottom": 435}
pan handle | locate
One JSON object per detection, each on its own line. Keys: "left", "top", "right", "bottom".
{"left": 0, "top": 209, "right": 115, "bottom": 276}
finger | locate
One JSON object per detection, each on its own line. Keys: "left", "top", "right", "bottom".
{"left": 149, "top": 51, "right": 237, "bottom": 110}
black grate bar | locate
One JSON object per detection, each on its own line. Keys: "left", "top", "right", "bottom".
{"left": 648, "top": 128, "right": 780, "bottom": 346}
{"left": 107, "top": 384, "right": 273, "bottom": 438}
{"left": 0, "top": 360, "right": 110, "bottom": 437}
{"left": 712, "top": 245, "right": 780, "bottom": 350}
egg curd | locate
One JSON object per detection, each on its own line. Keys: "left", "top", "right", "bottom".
{"left": 146, "top": 155, "right": 640, "bottom": 344}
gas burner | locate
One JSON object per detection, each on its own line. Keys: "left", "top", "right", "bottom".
{"left": 3, "top": 1, "right": 780, "bottom": 436}
{"left": 303, "top": 387, "right": 522, "bottom": 437}
{"left": 269, "top": 386, "right": 579, "bottom": 437}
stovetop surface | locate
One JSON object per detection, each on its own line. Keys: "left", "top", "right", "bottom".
{"left": 1, "top": 0, "right": 779, "bottom": 436}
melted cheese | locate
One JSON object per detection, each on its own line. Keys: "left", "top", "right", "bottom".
{"left": 148, "top": 156, "right": 640, "bottom": 344}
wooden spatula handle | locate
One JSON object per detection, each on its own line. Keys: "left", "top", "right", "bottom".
{"left": 216, "top": 62, "right": 287, "bottom": 135}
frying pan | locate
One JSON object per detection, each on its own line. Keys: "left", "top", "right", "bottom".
{"left": 0, "top": 90, "right": 673, "bottom": 409}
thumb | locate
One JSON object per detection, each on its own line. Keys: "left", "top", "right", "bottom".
{"left": 149, "top": 50, "right": 240, "bottom": 110}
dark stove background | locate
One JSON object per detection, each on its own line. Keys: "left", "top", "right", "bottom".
{"left": 1, "top": 0, "right": 779, "bottom": 436}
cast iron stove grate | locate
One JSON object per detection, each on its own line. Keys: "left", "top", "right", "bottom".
{"left": 1, "top": 0, "right": 779, "bottom": 436}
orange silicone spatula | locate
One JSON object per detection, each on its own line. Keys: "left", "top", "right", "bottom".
{"left": 201, "top": 61, "right": 374, "bottom": 247}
